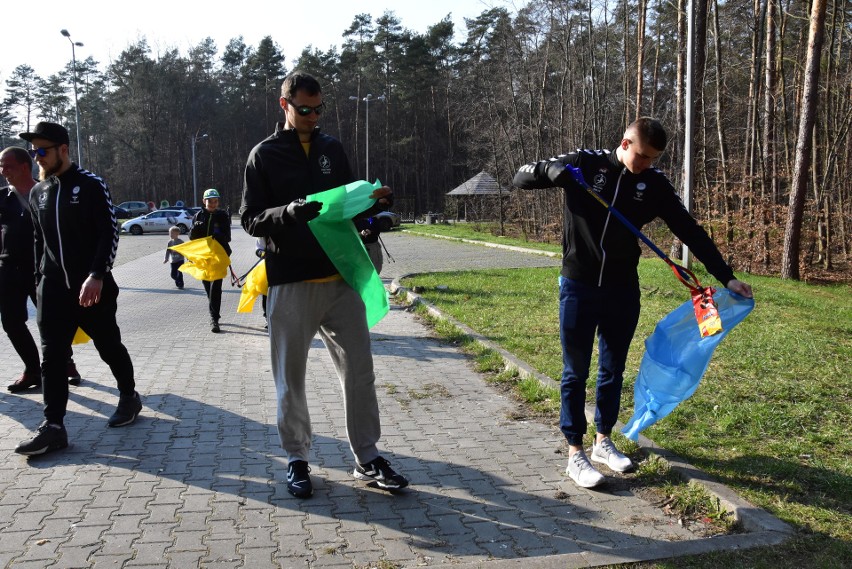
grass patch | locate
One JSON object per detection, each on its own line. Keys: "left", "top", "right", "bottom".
{"left": 400, "top": 222, "right": 562, "bottom": 254}
{"left": 408, "top": 383, "right": 451, "bottom": 400}
{"left": 399, "top": 226, "right": 852, "bottom": 567}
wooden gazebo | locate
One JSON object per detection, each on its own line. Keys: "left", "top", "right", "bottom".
{"left": 446, "top": 171, "right": 511, "bottom": 220}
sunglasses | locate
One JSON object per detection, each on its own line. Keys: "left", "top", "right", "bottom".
{"left": 28, "top": 144, "right": 60, "bottom": 158}
{"left": 287, "top": 100, "right": 325, "bottom": 116}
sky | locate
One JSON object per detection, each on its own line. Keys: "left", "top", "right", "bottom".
{"left": 1, "top": 0, "right": 506, "bottom": 81}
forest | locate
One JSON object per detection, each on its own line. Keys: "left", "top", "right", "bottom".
{"left": 1, "top": 0, "right": 850, "bottom": 281}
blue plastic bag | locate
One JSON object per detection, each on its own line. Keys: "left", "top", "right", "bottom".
{"left": 621, "top": 289, "right": 755, "bottom": 441}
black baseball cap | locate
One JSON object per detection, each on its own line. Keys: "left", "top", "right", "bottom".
{"left": 19, "top": 122, "right": 70, "bottom": 145}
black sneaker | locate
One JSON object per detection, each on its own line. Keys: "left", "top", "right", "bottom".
{"left": 108, "top": 391, "right": 143, "bottom": 427}
{"left": 67, "top": 361, "right": 82, "bottom": 386}
{"left": 15, "top": 422, "right": 68, "bottom": 456}
{"left": 286, "top": 460, "right": 313, "bottom": 498}
{"left": 211, "top": 321, "right": 221, "bottom": 333}
{"left": 353, "top": 456, "right": 409, "bottom": 490}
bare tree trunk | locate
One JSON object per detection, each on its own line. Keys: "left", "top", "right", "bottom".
{"left": 781, "top": 0, "right": 828, "bottom": 280}
{"left": 623, "top": 0, "right": 631, "bottom": 126}
{"left": 811, "top": 138, "right": 831, "bottom": 268}
{"left": 650, "top": 0, "right": 662, "bottom": 115}
{"left": 777, "top": 0, "right": 794, "bottom": 176}
{"left": 635, "top": 0, "right": 647, "bottom": 119}
{"left": 761, "top": 0, "right": 777, "bottom": 267}
{"left": 711, "top": 0, "right": 733, "bottom": 243}
{"left": 692, "top": 0, "right": 709, "bottom": 209}
{"left": 674, "top": 0, "right": 686, "bottom": 193}
{"left": 745, "top": 0, "right": 768, "bottom": 204}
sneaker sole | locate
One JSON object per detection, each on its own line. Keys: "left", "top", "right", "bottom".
{"left": 567, "top": 469, "right": 605, "bottom": 488}
{"left": 590, "top": 453, "right": 633, "bottom": 473}
{"left": 15, "top": 441, "right": 68, "bottom": 456}
{"left": 352, "top": 470, "right": 406, "bottom": 490}
{"left": 287, "top": 486, "right": 313, "bottom": 498}
{"left": 68, "top": 378, "right": 82, "bottom": 386}
{"left": 108, "top": 410, "right": 141, "bottom": 428}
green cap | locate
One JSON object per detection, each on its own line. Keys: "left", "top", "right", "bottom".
{"left": 203, "top": 188, "right": 220, "bottom": 200}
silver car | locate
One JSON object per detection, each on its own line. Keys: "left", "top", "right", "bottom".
{"left": 121, "top": 210, "right": 194, "bottom": 235}
{"left": 375, "top": 211, "right": 401, "bottom": 231}
{"left": 116, "top": 201, "right": 150, "bottom": 217}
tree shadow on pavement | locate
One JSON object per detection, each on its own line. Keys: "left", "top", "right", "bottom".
{"left": 0, "top": 385, "right": 699, "bottom": 565}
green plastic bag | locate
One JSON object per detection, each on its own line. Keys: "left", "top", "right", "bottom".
{"left": 306, "top": 180, "right": 389, "bottom": 328}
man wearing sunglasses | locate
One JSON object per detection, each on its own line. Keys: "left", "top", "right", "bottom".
{"left": 0, "top": 147, "right": 83, "bottom": 393}
{"left": 13, "top": 122, "right": 141, "bottom": 456}
{"left": 241, "top": 71, "right": 406, "bottom": 498}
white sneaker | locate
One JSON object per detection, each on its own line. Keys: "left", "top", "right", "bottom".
{"left": 591, "top": 437, "right": 634, "bottom": 472}
{"left": 566, "top": 450, "right": 605, "bottom": 488}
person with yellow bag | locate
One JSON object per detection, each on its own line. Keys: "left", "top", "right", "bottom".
{"left": 189, "top": 188, "right": 231, "bottom": 333}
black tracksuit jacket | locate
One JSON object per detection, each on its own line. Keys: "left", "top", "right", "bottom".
{"left": 0, "top": 186, "right": 35, "bottom": 273}
{"left": 29, "top": 164, "right": 119, "bottom": 289}
{"left": 189, "top": 208, "right": 232, "bottom": 256}
{"left": 241, "top": 124, "right": 382, "bottom": 286}
{"left": 513, "top": 149, "right": 735, "bottom": 288}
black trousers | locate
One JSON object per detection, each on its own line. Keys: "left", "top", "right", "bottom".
{"left": 202, "top": 278, "right": 223, "bottom": 322}
{"left": 0, "top": 266, "right": 40, "bottom": 374}
{"left": 37, "top": 275, "right": 135, "bottom": 424}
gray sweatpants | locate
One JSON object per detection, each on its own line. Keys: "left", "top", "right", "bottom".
{"left": 365, "top": 241, "right": 383, "bottom": 274}
{"left": 267, "top": 279, "right": 381, "bottom": 465}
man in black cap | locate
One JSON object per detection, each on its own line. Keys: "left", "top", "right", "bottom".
{"left": 14, "top": 122, "right": 141, "bottom": 456}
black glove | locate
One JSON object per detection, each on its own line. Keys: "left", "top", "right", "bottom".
{"left": 286, "top": 199, "right": 323, "bottom": 223}
{"left": 545, "top": 161, "right": 573, "bottom": 188}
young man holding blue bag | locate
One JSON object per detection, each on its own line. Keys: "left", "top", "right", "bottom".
{"left": 513, "top": 117, "right": 752, "bottom": 488}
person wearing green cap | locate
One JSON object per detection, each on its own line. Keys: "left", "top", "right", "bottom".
{"left": 189, "top": 188, "right": 231, "bottom": 333}
{"left": 241, "top": 70, "right": 405, "bottom": 499}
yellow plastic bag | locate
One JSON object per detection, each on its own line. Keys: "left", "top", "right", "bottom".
{"left": 169, "top": 236, "right": 230, "bottom": 282}
{"left": 72, "top": 327, "right": 90, "bottom": 344}
{"left": 237, "top": 260, "right": 268, "bottom": 313}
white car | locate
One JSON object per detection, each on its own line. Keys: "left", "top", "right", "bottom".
{"left": 121, "top": 210, "right": 194, "bottom": 235}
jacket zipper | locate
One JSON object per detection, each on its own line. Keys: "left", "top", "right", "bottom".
{"left": 597, "top": 169, "right": 626, "bottom": 286}
{"left": 54, "top": 178, "right": 71, "bottom": 289}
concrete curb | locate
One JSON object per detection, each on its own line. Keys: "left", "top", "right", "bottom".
{"left": 400, "top": 229, "right": 562, "bottom": 258}
{"left": 390, "top": 275, "right": 794, "bottom": 545}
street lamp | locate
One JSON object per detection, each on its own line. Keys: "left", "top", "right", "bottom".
{"left": 60, "top": 29, "right": 84, "bottom": 168}
{"left": 191, "top": 133, "right": 208, "bottom": 207}
{"left": 349, "top": 93, "right": 385, "bottom": 182}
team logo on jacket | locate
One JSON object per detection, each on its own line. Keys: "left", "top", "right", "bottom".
{"left": 593, "top": 173, "right": 607, "bottom": 192}
{"left": 38, "top": 191, "right": 48, "bottom": 209}
{"left": 319, "top": 155, "right": 331, "bottom": 175}
{"left": 70, "top": 186, "right": 81, "bottom": 204}
{"left": 633, "top": 182, "right": 647, "bottom": 202}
